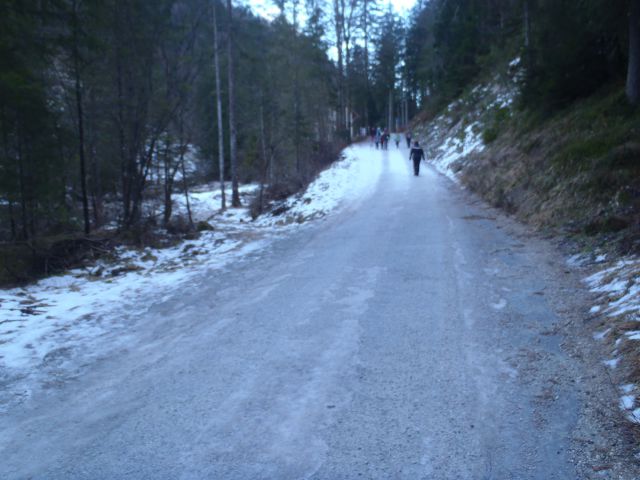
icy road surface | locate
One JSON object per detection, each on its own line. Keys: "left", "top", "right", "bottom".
{"left": 0, "top": 145, "right": 629, "bottom": 478}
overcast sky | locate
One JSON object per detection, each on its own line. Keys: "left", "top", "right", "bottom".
{"left": 244, "top": 0, "right": 418, "bottom": 22}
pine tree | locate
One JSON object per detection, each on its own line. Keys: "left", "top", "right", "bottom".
{"left": 212, "top": 0, "right": 226, "bottom": 210}
{"left": 226, "top": 0, "right": 241, "bottom": 207}
{"left": 627, "top": 0, "right": 640, "bottom": 105}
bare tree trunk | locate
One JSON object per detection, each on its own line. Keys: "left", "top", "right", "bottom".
{"left": 363, "top": 0, "right": 370, "bottom": 129}
{"left": 226, "top": 0, "right": 241, "bottom": 207}
{"left": 8, "top": 200, "right": 16, "bottom": 240}
{"left": 87, "top": 89, "right": 103, "bottom": 227}
{"left": 344, "top": 31, "right": 351, "bottom": 140}
{"left": 17, "top": 133, "right": 29, "bottom": 240}
{"left": 627, "top": 0, "right": 640, "bottom": 105}
{"left": 1, "top": 109, "right": 17, "bottom": 240}
{"left": 162, "top": 141, "right": 173, "bottom": 226}
{"left": 523, "top": 0, "right": 531, "bottom": 49}
{"left": 212, "top": 0, "right": 226, "bottom": 210}
{"left": 257, "top": 94, "right": 268, "bottom": 216}
{"left": 72, "top": 0, "right": 90, "bottom": 234}
{"left": 292, "top": 9, "right": 302, "bottom": 177}
{"left": 180, "top": 149, "right": 194, "bottom": 229}
{"left": 404, "top": 97, "right": 409, "bottom": 127}
{"left": 294, "top": 87, "right": 301, "bottom": 177}
{"left": 387, "top": 89, "right": 393, "bottom": 132}
{"left": 116, "top": 48, "right": 130, "bottom": 226}
{"left": 333, "top": 0, "right": 345, "bottom": 134}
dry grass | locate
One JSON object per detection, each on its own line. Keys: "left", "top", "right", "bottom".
{"left": 459, "top": 84, "right": 640, "bottom": 252}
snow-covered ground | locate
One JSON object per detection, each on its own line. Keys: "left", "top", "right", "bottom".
{"left": 255, "top": 148, "right": 381, "bottom": 227}
{"left": 568, "top": 253, "right": 640, "bottom": 425}
{"left": 427, "top": 121, "right": 485, "bottom": 182}
{"left": 415, "top": 59, "right": 520, "bottom": 182}
{"left": 0, "top": 145, "right": 382, "bottom": 409}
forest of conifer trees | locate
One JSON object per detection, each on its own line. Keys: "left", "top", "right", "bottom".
{"left": 1, "top": 0, "right": 638, "bottom": 243}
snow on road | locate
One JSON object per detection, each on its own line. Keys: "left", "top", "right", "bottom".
{"left": 0, "top": 145, "right": 382, "bottom": 405}
{"left": 4, "top": 141, "right": 637, "bottom": 479}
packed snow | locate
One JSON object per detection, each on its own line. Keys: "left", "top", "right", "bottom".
{"left": 585, "top": 258, "right": 640, "bottom": 318}
{"left": 415, "top": 65, "right": 518, "bottom": 182}
{"left": 569, "top": 252, "right": 640, "bottom": 425}
{"left": 604, "top": 358, "right": 620, "bottom": 369}
{"left": 0, "top": 145, "right": 382, "bottom": 408}
{"left": 429, "top": 122, "right": 485, "bottom": 182}
{"left": 621, "top": 395, "right": 635, "bottom": 410}
{"left": 255, "top": 147, "right": 382, "bottom": 228}
{"left": 593, "top": 328, "right": 611, "bottom": 340}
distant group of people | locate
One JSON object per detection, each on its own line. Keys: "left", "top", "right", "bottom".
{"left": 367, "top": 127, "right": 425, "bottom": 176}
{"left": 370, "top": 127, "right": 389, "bottom": 150}
{"left": 369, "top": 128, "right": 416, "bottom": 148}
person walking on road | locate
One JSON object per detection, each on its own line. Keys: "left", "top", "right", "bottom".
{"left": 409, "top": 140, "right": 425, "bottom": 176}
{"left": 405, "top": 131, "right": 412, "bottom": 148}
{"left": 394, "top": 133, "right": 401, "bottom": 149}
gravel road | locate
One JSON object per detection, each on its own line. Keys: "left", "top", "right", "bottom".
{"left": 1, "top": 146, "right": 637, "bottom": 479}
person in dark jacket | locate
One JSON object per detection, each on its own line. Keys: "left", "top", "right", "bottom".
{"left": 409, "top": 140, "right": 425, "bottom": 176}
{"left": 382, "top": 129, "right": 389, "bottom": 150}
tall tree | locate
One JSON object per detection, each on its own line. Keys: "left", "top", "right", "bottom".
{"left": 374, "top": 9, "right": 402, "bottom": 130}
{"left": 212, "top": 0, "right": 226, "bottom": 209}
{"left": 70, "top": 0, "right": 91, "bottom": 234}
{"left": 333, "top": 0, "right": 346, "bottom": 135}
{"left": 360, "top": 0, "right": 378, "bottom": 128}
{"left": 226, "top": 0, "right": 241, "bottom": 207}
{"left": 627, "top": 0, "right": 640, "bottom": 105}
{"left": 0, "top": 0, "right": 343, "bottom": 244}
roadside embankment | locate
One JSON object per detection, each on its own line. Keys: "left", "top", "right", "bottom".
{"left": 413, "top": 65, "right": 640, "bottom": 438}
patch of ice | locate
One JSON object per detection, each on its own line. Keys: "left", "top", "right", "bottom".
{"left": 566, "top": 254, "right": 588, "bottom": 268}
{"left": 490, "top": 298, "right": 507, "bottom": 310}
{"left": 603, "top": 358, "right": 620, "bottom": 369}
{"left": 593, "top": 328, "right": 611, "bottom": 340}
{"left": 493, "top": 92, "right": 515, "bottom": 109}
{"left": 589, "top": 305, "right": 601, "bottom": 314}
{"left": 628, "top": 408, "right": 640, "bottom": 424}
{"left": 608, "top": 284, "right": 640, "bottom": 317}
{"left": 621, "top": 384, "right": 636, "bottom": 394}
{"left": 621, "top": 395, "right": 636, "bottom": 410}
{"left": 591, "top": 278, "right": 628, "bottom": 294}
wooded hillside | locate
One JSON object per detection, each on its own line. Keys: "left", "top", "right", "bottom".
{"left": 2, "top": 0, "right": 639, "bottom": 248}
{"left": 0, "top": 0, "right": 340, "bottom": 241}
{"left": 405, "top": 0, "right": 640, "bottom": 250}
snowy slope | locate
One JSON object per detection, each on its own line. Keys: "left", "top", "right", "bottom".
{"left": 572, "top": 253, "right": 640, "bottom": 424}
{"left": 0, "top": 145, "right": 382, "bottom": 410}
{"left": 415, "top": 85, "right": 516, "bottom": 182}
{"left": 414, "top": 60, "right": 520, "bottom": 182}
